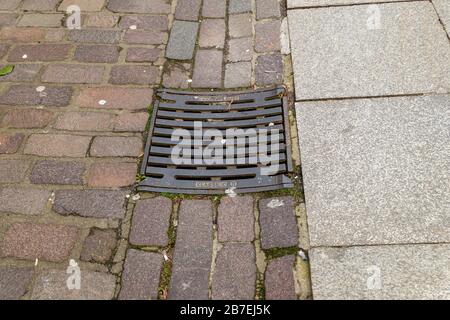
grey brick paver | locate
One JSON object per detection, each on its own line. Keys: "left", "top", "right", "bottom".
{"left": 175, "top": 0, "right": 202, "bottom": 21}
{"left": 192, "top": 50, "right": 223, "bottom": 88}
{"left": 170, "top": 200, "right": 213, "bottom": 300}
{"left": 30, "top": 160, "right": 85, "bottom": 185}
{"left": 81, "top": 229, "right": 117, "bottom": 263}
{"left": 218, "top": 196, "right": 254, "bottom": 242}
{"left": 0, "top": 188, "right": 50, "bottom": 215}
{"left": 265, "top": 255, "right": 296, "bottom": 300}
{"left": 166, "top": 20, "right": 199, "bottom": 60}
{"left": 0, "top": 267, "right": 34, "bottom": 300}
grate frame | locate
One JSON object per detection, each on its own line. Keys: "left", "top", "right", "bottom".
{"left": 138, "top": 86, "right": 293, "bottom": 194}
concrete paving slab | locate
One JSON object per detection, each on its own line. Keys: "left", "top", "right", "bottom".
{"left": 296, "top": 95, "right": 450, "bottom": 246}
{"left": 310, "top": 244, "right": 450, "bottom": 300}
{"left": 288, "top": 2, "right": 450, "bottom": 100}
{"left": 433, "top": 0, "right": 450, "bottom": 37}
{"left": 288, "top": 0, "right": 411, "bottom": 8}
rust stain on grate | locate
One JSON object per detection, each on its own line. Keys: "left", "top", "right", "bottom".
{"left": 138, "top": 87, "right": 293, "bottom": 194}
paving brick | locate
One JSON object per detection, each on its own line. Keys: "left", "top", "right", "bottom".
{"left": 24, "top": 134, "right": 91, "bottom": 157}
{"left": 76, "top": 87, "right": 153, "bottom": 110}
{"left": 107, "top": 0, "right": 171, "bottom": 14}
{"left": 59, "top": 0, "right": 105, "bottom": 11}
{"left": 255, "top": 53, "right": 283, "bottom": 85}
{"left": 84, "top": 14, "right": 118, "bottom": 28}
{"left": 229, "top": 13, "right": 253, "bottom": 38}
{"left": 0, "top": 85, "right": 73, "bottom": 107}
{"left": 170, "top": 200, "right": 213, "bottom": 300}
{"left": 259, "top": 197, "right": 298, "bottom": 249}
{"left": 288, "top": 2, "right": 450, "bottom": 100}
{"left": 119, "top": 15, "right": 168, "bottom": 30}
{"left": 0, "top": 133, "right": 24, "bottom": 154}
{"left": 192, "top": 50, "right": 223, "bottom": 88}
{"left": 203, "top": 0, "right": 226, "bottom": 18}
{"left": 0, "top": 44, "right": 9, "bottom": 59}
{"left": 31, "top": 269, "right": 116, "bottom": 300}
{"left": 297, "top": 95, "right": 450, "bottom": 246}
{"left": 119, "top": 249, "right": 162, "bottom": 300}
{"left": 81, "top": 228, "right": 117, "bottom": 263}
{"left": 109, "top": 65, "right": 159, "bottom": 85}
{"left": 53, "top": 112, "right": 114, "bottom": 131}
{"left": 227, "top": 37, "right": 252, "bottom": 62}
{"left": 18, "top": 14, "right": 64, "bottom": 27}
{"left": 0, "top": 160, "right": 29, "bottom": 183}
{"left": 123, "top": 30, "right": 168, "bottom": 45}
{"left": 255, "top": 20, "right": 281, "bottom": 53}
{"left": 130, "top": 197, "right": 172, "bottom": 246}
{"left": 0, "top": 267, "right": 34, "bottom": 300}
{"left": 175, "top": 0, "right": 202, "bottom": 21}
{"left": 1, "top": 223, "right": 78, "bottom": 262}
{"left": 1, "top": 109, "right": 53, "bottom": 128}
{"left": 199, "top": 19, "right": 226, "bottom": 49}
{"left": 74, "top": 45, "right": 120, "bottom": 63}
{"left": 8, "top": 44, "right": 72, "bottom": 62}
{"left": 218, "top": 196, "right": 254, "bottom": 242}
{"left": 0, "top": 0, "right": 21, "bottom": 10}
{"left": 0, "top": 27, "right": 45, "bottom": 42}
{"left": 42, "top": 64, "right": 105, "bottom": 84}
{"left": 30, "top": 160, "right": 85, "bottom": 185}
{"left": 22, "top": 0, "right": 60, "bottom": 11}
{"left": 310, "top": 244, "right": 450, "bottom": 299}
{"left": 0, "top": 64, "right": 41, "bottom": 82}
{"left": 0, "top": 187, "right": 50, "bottom": 215}
{"left": 224, "top": 62, "right": 252, "bottom": 88}
{"left": 0, "top": 14, "right": 17, "bottom": 27}
{"left": 44, "top": 29, "right": 66, "bottom": 42}
{"left": 166, "top": 20, "right": 199, "bottom": 60}
{"left": 53, "top": 190, "right": 126, "bottom": 218}
{"left": 113, "top": 112, "right": 149, "bottom": 132}
{"left": 162, "top": 63, "right": 191, "bottom": 89}
{"left": 265, "top": 255, "right": 296, "bottom": 300}
{"left": 87, "top": 162, "right": 137, "bottom": 188}
{"left": 90, "top": 136, "right": 142, "bottom": 157}
{"left": 68, "top": 30, "right": 121, "bottom": 44}
{"left": 126, "top": 48, "right": 161, "bottom": 63}
{"left": 229, "top": 0, "right": 252, "bottom": 13}
{"left": 211, "top": 243, "right": 256, "bottom": 299}
{"left": 256, "top": 0, "right": 281, "bottom": 20}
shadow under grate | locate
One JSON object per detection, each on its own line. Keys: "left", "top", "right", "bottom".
{"left": 138, "top": 87, "right": 293, "bottom": 194}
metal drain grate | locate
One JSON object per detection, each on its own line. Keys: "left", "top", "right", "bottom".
{"left": 138, "top": 87, "right": 293, "bottom": 194}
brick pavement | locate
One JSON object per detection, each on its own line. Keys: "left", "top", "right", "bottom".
{"left": 0, "top": 0, "right": 309, "bottom": 300}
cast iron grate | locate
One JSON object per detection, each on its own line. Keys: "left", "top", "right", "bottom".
{"left": 138, "top": 87, "right": 293, "bottom": 194}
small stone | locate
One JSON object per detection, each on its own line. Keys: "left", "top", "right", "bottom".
{"left": 53, "top": 189, "right": 126, "bottom": 218}
{"left": 87, "top": 162, "right": 137, "bottom": 188}
{"left": 265, "top": 255, "right": 296, "bottom": 300}
{"left": 0, "top": 223, "right": 78, "bottom": 262}
{"left": 227, "top": 37, "right": 252, "bottom": 62}
{"left": 199, "top": 19, "right": 226, "bottom": 49}
{"left": 1, "top": 109, "right": 52, "bottom": 129}
{"left": 130, "top": 197, "right": 172, "bottom": 246}
{"left": 0, "top": 133, "right": 24, "bottom": 154}
{"left": 68, "top": 30, "right": 121, "bottom": 44}
{"left": 0, "top": 187, "right": 50, "bottom": 215}
{"left": 123, "top": 29, "right": 167, "bottom": 45}
{"left": 119, "top": 249, "right": 162, "bottom": 300}
{"left": 119, "top": 15, "right": 168, "bottom": 31}
{"left": 76, "top": 87, "right": 153, "bottom": 110}
{"left": 81, "top": 228, "right": 117, "bottom": 263}
{"left": 24, "top": 134, "right": 91, "bottom": 157}
{"left": 0, "top": 85, "right": 73, "bottom": 107}
{"left": 175, "top": 0, "right": 202, "bottom": 21}
{"left": 8, "top": 44, "right": 71, "bottom": 62}
{"left": 126, "top": 47, "right": 161, "bottom": 62}
{"left": 224, "top": 62, "right": 252, "bottom": 88}
{"left": 259, "top": 197, "right": 298, "bottom": 249}
{"left": 90, "top": 136, "right": 142, "bottom": 157}
{"left": 229, "top": 0, "right": 252, "bottom": 13}
{"left": 229, "top": 13, "right": 253, "bottom": 38}
{"left": 211, "top": 243, "right": 256, "bottom": 299}
{"left": 166, "top": 20, "right": 199, "bottom": 60}
{"left": 0, "top": 267, "right": 34, "bottom": 300}
{"left": 255, "top": 53, "right": 283, "bottom": 85}
{"left": 31, "top": 269, "right": 116, "bottom": 300}
{"left": 192, "top": 50, "right": 223, "bottom": 88}
{"left": 218, "top": 196, "right": 254, "bottom": 242}
{"left": 41, "top": 64, "right": 105, "bottom": 84}
{"left": 113, "top": 112, "right": 149, "bottom": 132}
{"left": 74, "top": 45, "right": 120, "bottom": 63}
{"left": 109, "top": 65, "right": 159, "bottom": 85}
{"left": 30, "top": 160, "right": 85, "bottom": 185}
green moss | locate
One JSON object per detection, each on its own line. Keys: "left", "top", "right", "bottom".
{"left": 255, "top": 272, "right": 266, "bottom": 300}
{"left": 264, "top": 246, "right": 298, "bottom": 260}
